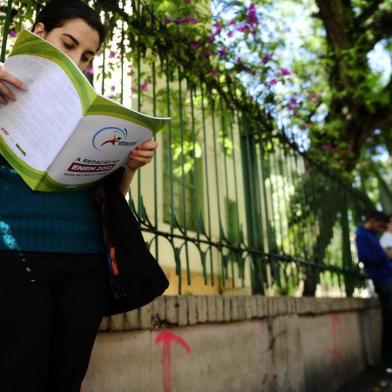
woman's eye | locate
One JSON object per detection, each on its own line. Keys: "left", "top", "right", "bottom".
{"left": 63, "top": 42, "right": 74, "bottom": 49}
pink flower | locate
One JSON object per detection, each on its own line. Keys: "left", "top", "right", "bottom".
{"left": 208, "top": 33, "right": 216, "bottom": 43}
{"left": 322, "top": 144, "right": 338, "bottom": 153}
{"left": 85, "top": 65, "right": 94, "bottom": 75}
{"left": 111, "top": 85, "right": 116, "bottom": 92}
{"left": 190, "top": 41, "right": 199, "bottom": 50}
{"left": 229, "top": 19, "right": 237, "bottom": 26}
{"left": 288, "top": 97, "right": 299, "bottom": 110}
{"left": 247, "top": 3, "right": 258, "bottom": 26}
{"left": 175, "top": 17, "right": 199, "bottom": 25}
{"left": 209, "top": 68, "right": 218, "bottom": 79}
{"left": 308, "top": 92, "right": 318, "bottom": 101}
{"left": 228, "top": 30, "right": 234, "bottom": 38}
{"left": 165, "top": 17, "right": 173, "bottom": 24}
{"left": 280, "top": 67, "right": 291, "bottom": 76}
{"left": 140, "top": 79, "right": 151, "bottom": 92}
{"left": 213, "top": 22, "right": 222, "bottom": 34}
{"left": 109, "top": 51, "right": 116, "bottom": 59}
{"left": 262, "top": 53, "right": 273, "bottom": 63}
{"left": 237, "top": 24, "right": 249, "bottom": 33}
{"left": 217, "top": 47, "right": 228, "bottom": 58}
{"left": 8, "top": 29, "right": 17, "bottom": 38}
{"left": 269, "top": 79, "right": 278, "bottom": 86}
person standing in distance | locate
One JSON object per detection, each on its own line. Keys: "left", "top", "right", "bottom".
{"left": 380, "top": 214, "right": 392, "bottom": 254}
{"left": 356, "top": 211, "right": 392, "bottom": 373}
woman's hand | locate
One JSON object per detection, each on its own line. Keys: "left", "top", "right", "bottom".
{"left": 118, "top": 140, "right": 158, "bottom": 195}
{"left": 127, "top": 140, "right": 158, "bottom": 171}
{"left": 0, "top": 63, "right": 26, "bottom": 105}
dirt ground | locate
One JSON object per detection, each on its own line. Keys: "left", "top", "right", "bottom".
{"left": 339, "top": 368, "right": 392, "bottom": 392}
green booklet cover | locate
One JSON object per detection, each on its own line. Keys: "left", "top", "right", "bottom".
{"left": 0, "top": 30, "right": 169, "bottom": 192}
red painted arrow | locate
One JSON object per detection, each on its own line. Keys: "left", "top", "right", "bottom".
{"left": 329, "top": 314, "right": 343, "bottom": 358}
{"left": 155, "top": 331, "right": 191, "bottom": 392}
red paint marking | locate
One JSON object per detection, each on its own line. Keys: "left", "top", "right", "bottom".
{"left": 155, "top": 331, "right": 191, "bottom": 392}
{"left": 329, "top": 346, "right": 343, "bottom": 358}
{"left": 329, "top": 314, "right": 343, "bottom": 358}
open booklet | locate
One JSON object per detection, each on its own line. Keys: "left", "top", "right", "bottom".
{"left": 0, "top": 30, "right": 169, "bottom": 192}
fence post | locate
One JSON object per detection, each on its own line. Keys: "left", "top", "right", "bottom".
{"left": 239, "top": 113, "right": 265, "bottom": 294}
{"left": 0, "top": 0, "right": 13, "bottom": 63}
{"left": 341, "top": 194, "right": 355, "bottom": 296}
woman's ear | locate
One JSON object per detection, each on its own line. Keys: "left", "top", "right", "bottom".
{"left": 33, "top": 22, "right": 46, "bottom": 38}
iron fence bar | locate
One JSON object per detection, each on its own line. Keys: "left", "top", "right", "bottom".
{"left": 139, "top": 227, "right": 367, "bottom": 279}
{"left": 189, "top": 86, "right": 201, "bottom": 237}
{"left": 200, "top": 84, "right": 215, "bottom": 285}
{"left": 164, "top": 60, "right": 175, "bottom": 233}
{"left": 257, "top": 144, "right": 275, "bottom": 289}
{"left": 0, "top": 0, "right": 373, "bottom": 295}
{"left": 152, "top": 60, "right": 159, "bottom": 261}
{"left": 177, "top": 71, "right": 191, "bottom": 285}
{"left": 0, "top": 0, "right": 13, "bottom": 63}
{"left": 240, "top": 114, "right": 265, "bottom": 293}
{"left": 210, "top": 96, "right": 227, "bottom": 288}
{"left": 120, "top": 20, "right": 125, "bottom": 104}
{"left": 228, "top": 111, "right": 245, "bottom": 286}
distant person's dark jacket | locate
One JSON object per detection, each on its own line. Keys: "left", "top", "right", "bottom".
{"left": 355, "top": 226, "right": 392, "bottom": 283}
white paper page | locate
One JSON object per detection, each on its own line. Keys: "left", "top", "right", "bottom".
{"left": 46, "top": 115, "right": 153, "bottom": 188}
{"left": 0, "top": 55, "right": 83, "bottom": 171}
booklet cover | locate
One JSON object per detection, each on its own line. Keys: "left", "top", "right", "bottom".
{"left": 0, "top": 30, "right": 169, "bottom": 192}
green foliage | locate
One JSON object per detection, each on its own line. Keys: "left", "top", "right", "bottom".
{"left": 1, "top": 0, "right": 391, "bottom": 171}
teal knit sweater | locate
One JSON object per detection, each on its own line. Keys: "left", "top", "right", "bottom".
{"left": 0, "top": 156, "right": 104, "bottom": 253}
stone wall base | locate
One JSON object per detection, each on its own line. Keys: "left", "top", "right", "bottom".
{"left": 83, "top": 297, "right": 380, "bottom": 392}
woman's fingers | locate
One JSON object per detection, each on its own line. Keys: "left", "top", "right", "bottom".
{"left": 130, "top": 149, "right": 154, "bottom": 159}
{"left": 0, "top": 66, "right": 26, "bottom": 104}
{"left": 130, "top": 156, "right": 151, "bottom": 164}
{"left": 127, "top": 154, "right": 153, "bottom": 170}
{"left": 0, "top": 68, "right": 26, "bottom": 91}
{"left": 0, "top": 82, "right": 16, "bottom": 103}
{"left": 137, "top": 140, "right": 158, "bottom": 151}
{"left": 127, "top": 140, "right": 158, "bottom": 170}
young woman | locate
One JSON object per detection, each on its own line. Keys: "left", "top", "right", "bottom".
{"left": 0, "top": 1, "right": 158, "bottom": 391}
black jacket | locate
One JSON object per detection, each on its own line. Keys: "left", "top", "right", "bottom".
{"left": 93, "top": 168, "right": 169, "bottom": 316}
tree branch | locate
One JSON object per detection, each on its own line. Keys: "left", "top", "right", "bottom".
{"left": 349, "top": 105, "right": 392, "bottom": 167}
{"left": 359, "top": 5, "right": 392, "bottom": 48}
{"left": 315, "top": 0, "right": 355, "bottom": 51}
{"left": 356, "top": 0, "right": 384, "bottom": 28}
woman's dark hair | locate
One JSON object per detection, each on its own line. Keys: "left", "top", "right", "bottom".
{"left": 32, "top": 0, "right": 107, "bottom": 49}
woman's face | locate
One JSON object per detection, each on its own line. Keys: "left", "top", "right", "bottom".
{"left": 33, "top": 18, "right": 100, "bottom": 71}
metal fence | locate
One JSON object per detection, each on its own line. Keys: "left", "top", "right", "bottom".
{"left": 0, "top": 0, "right": 375, "bottom": 297}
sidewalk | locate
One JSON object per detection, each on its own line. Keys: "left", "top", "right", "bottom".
{"left": 339, "top": 368, "right": 392, "bottom": 391}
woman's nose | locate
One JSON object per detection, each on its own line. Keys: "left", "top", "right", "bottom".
{"left": 67, "top": 52, "right": 82, "bottom": 68}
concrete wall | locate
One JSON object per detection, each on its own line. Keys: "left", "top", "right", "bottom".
{"left": 83, "top": 297, "right": 380, "bottom": 392}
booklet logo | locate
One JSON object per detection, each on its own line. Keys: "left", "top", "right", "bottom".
{"left": 92, "top": 127, "right": 137, "bottom": 151}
